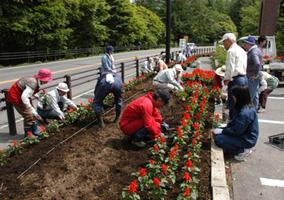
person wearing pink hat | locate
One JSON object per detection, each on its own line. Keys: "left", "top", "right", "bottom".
{"left": 6, "top": 68, "right": 53, "bottom": 137}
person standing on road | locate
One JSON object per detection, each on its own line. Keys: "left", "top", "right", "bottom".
{"left": 141, "top": 58, "right": 153, "bottom": 74}
{"left": 257, "top": 35, "right": 267, "bottom": 69}
{"left": 153, "top": 64, "right": 184, "bottom": 92}
{"left": 185, "top": 44, "right": 191, "bottom": 58}
{"left": 213, "top": 84, "right": 259, "bottom": 161}
{"left": 258, "top": 71, "right": 279, "bottom": 113}
{"left": 219, "top": 33, "right": 248, "bottom": 120}
{"left": 93, "top": 72, "right": 123, "bottom": 127}
{"left": 37, "top": 83, "right": 77, "bottom": 121}
{"left": 243, "top": 36, "right": 263, "bottom": 110}
{"left": 119, "top": 90, "right": 171, "bottom": 148}
{"left": 6, "top": 68, "right": 53, "bottom": 137}
{"left": 101, "top": 45, "right": 116, "bottom": 74}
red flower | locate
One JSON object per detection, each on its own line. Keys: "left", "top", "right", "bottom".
{"left": 0, "top": 150, "right": 1, "bottom": 154}
{"left": 42, "top": 89, "right": 46, "bottom": 94}
{"left": 87, "top": 107, "right": 91, "bottom": 112}
{"left": 195, "top": 113, "right": 201, "bottom": 121}
{"left": 80, "top": 103, "right": 83, "bottom": 106}
{"left": 50, "top": 119, "right": 54, "bottom": 122}
{"left": 183, "top": 172, "right": 192, "bottom": 183}
{"left": 178, "top": 132, "right": 182, "bottom": 138}
{"left": 195, "top": 131, "right": 200, "bottom": 137}
{"left": 215, "top": 114, "right": 220, "bottom": 121}
{"left": 188, "top": 151, "right": 192, "bottom": 156}
{"left": 153, "top": 145, "right": 159, "bottom": 152}
{"left": 40, "top": 125, "right": 46, "bottom": 132}
{"left": 169, "top": 149, "right": 176, "bottom": 158}
{"left": 88, "top": 98, "right": 93, "bottom": 104}
{"left": 192, "top": 122, "right": 199, "bottom": 130}
{"left": 73, "top": 107, "right": 77, "bottom": 110}
{"left": 176, "top": 126, "right": 182, "bottom": 133}
{"left": 161, "top": 164, "right": 168, "bottom": 174}
{"left": 153, "top": 178, "right": 161, "bottom": 188}
{"left": 159, "top": 137, "right": 166, "bottom": 144}
{"left": 138, "top": 168, "right": 147, "bottom": 177}
{"left": 186, "top": 159, "right": 194, "bottom": 168}
{"left": 13, "top": 140, "right": 19, "bottom": 147}
{"left": 192, "top": 138, "right": 197, "bottom": 147}
{"left": 181, "top": 119, "right": 187, "bottom": 126}
{"left": 150, "top": 160, "right": 154, "bottom": 164}
{"left": 185, "top": 105, "right": 191, "bottom": 111}
{"left": 183, "top": 112, "right": 190, "bottom": 120}
{"left": 203, "top": 96, "right": 207, "bottom": 104}
{"left": 127, "top": 180, "right": 138, "bottom": 194}
{"left": 183, "top": 188, "right": 191, "bottom": 197}
{"left": 27, "top": 131, "right": 32, "bottom": 137}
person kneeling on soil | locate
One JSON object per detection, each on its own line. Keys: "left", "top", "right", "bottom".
{"left": 119, "top": 90, "right": 170, "bottom": 148}
{"left": 37, "top": 83, "right": 78, "bottom": 122}
{"left": 213, "top": 84, "right": 259, "bottom": 161}
{"left": 93, "top": 72, "right": 123, "bottom": 127}
{"left": 153, "top": 64, "right": 184, "bottom": 92}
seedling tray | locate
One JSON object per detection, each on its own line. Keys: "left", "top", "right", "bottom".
{"left": 269, "top": 133, "right": 284, "bottom": 149}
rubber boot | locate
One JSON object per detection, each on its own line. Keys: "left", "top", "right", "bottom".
{"left": 31, "top": 123, "right": 42, "bottom": 137}
{"left": 24, "top": 126, "right": 32, "bottom": 138}
{"left": 95, "top": 112, "right": 105, "bottom": 128}
{"left": 113, "top": 109, "right": 121, "bottom": 123}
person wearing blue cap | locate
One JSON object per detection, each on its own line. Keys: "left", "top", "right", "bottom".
{"left": 101, "top": 45, "right": 116, "bottom": 74}
{"left": 243, "top": 36, "right": 263, "bottom": 110}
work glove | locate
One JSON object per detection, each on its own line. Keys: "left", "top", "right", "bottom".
{"left": 160, "top": 122, "right": 169, "bottom": 131}
{"left": 213, "top": 128, "right": 223, "bottom": 135}
{"left": 218, "top": 123, "right": 227, "bottom": 128}
{"left": 29, "top": 107, "right": 44, "bottom": 122}
{"left": 106, "top": 74, "right": 114, "bottom": 84}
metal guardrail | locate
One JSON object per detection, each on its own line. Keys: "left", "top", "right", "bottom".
{"left": 0, "top": 47, "right": 216, "bottom": 135}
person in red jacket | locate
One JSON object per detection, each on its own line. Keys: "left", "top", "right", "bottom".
{"left": 119, "top": 90, "right": 170, "bottom": 147}
{"left": 6, "top": 68, "right": 53, "bottom": 137}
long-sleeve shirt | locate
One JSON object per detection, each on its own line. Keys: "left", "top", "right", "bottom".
{"left": 101, "top": 53, "right": 114, "bottom": 73}
{"left": 141, "top": 61, "right": 153, "bottom": 71}
{"left": 224, "top": 43, "right": 247, "bottom": 81}
{"left": 119, "top": 93, "right": 164, "bottom": 139}
{"left": 246, "top": 46, "right": 263, "bottom": 80}
{"left": 223, "top": 106, "right": 259, "bottom": 146}
{"left": 37, "top": 88, "right": 76, "bottom": 119}
{"left": 153, "top": 68, "right": 183, "bottom": 91}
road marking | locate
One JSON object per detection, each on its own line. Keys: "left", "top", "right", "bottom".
{"left": 258, "top": 119, "right": 284, "bottom": 124}
{"left": 260, "top": 177, "right": 284, "bottom": 187}
{"left": 268, "top": 97, "right": 284, "bottom": 100}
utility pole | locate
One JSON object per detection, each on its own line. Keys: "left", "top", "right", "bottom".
{"left": 166, "top": 0, "right": 171, "bottom": 64}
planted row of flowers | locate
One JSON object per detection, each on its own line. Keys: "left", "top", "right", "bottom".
{"left": 121, "top": 69, "right": 221, "bottom": 200}
{"left": 0, "top": 72, "right": 154, "bottom": 167}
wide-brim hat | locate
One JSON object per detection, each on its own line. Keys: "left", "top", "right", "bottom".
{"left": 156, "top": 90, "right": 171, "bottom": 108}
{"left": 216, "top": 65, "right": 226, "bottom": 77}
{"left": 35, "top": 68, "right": 53, "bottom": 82}
{"left": 174, "top": 64, "right": 183, "bottom": 72}
{"left": 56, "top": 82, "right": 69, "bottom": 92}
{"left": 149, "top": 58, "right": 153, "bottom": 62}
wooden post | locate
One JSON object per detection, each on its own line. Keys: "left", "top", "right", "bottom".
{"left": 3, "top": 89, "right": 17, "bottom": 135}
{"left": 121, "top": 62, "right": 125, "bottom": 83}
{"left": 65, "top": 74, "right": 72, "bottom": 100}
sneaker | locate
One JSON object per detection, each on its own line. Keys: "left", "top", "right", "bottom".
{"left": 131, "top": 140, "right": 146, "bottom": 148}
{"left": 257, "top": 108, "right": 266, "bottom": 113}
{"left": 234, "top": 149, "right": 252, "bottom": 161}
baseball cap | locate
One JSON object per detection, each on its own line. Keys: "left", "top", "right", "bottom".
{"left": 219, "top": 33, "right": 236, "bottom": 43}
{"left": 243, "top": 36, "right": 255, "bottom": 45}
{"left": 156, "top": 90, "right": 171, "bottom": 108}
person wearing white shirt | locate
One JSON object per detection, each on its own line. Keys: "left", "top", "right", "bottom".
{"left": 219, "top": 33, "right": 248, "bottom": 119}
{"left": 141, "top": 58, "right": 153, "bottom": 74}
{"left": 153, "top": 64, "right": 184, "bottom": 92}
{"left": 37, "top": 83, "right": 77, "bottom": 121}
{"left": 176, "top": 51, "right": 187, "bottom": 63}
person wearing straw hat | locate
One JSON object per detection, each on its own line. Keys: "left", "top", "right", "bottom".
{"left": 37, "top": 82, "right": 77, "bottom": 122}
{"left": 219, "top": 33, "right": 248, "bottom": 119}
{"left": 213, "top": 65, "right": 228, "bottom": 105}
{"left": 141, "top": 58, "right": 154, "bottom": 74}
{"left": 6, "top": 68, "right": 53, "bottom": 137}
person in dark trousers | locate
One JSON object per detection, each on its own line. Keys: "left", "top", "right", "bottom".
{"left": 119, "top": 90, "right": 170, "bottom": 148}
{"left": 93, "top": 72, "right": 123, "bottom": 127}
{"left": 213, "top": 84, "right": 259, "bottom": 161}
{"left": 219, "top": 33, "right": 248, "bottom": 120}
{"left": 6, "top": 68, "right": 53, "bottom": 137}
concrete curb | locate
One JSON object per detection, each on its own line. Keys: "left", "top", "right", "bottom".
{"left": 211, "top": 104, "right": 230, "bottom": 200}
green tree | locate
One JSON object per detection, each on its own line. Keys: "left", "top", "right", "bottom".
{"left": 240, "top": 1, "right": 259, "bottom": 36}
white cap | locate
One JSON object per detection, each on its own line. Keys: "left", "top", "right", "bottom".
{"left": 56, "top": 83, "right": 70, "bottom": 92}
{"left": 219, "top": 33, "right": 236, "bottom": 43}
{"left": 174, "top": 64, "right": 183, "bottom": 72}
{"left": 149, "top": 58, "right": 153, "bottom": 62}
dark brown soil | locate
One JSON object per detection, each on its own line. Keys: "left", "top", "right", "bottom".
{"left": 0, "top": 78, "right": 212, "bottom": 200}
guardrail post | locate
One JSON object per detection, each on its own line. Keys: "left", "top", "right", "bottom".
{"left": 136, "top": 59, "right": 139, "bottom": 78}
{"left": 65, "top": 74, "right": 72, "bottom": 100}
{"left": 171, "top": 52, "right": 174, "bottom": 61}
{"left": 3, "top": 89, "right": 17, "bottom": 135}
{"left": 121, "top": 62, "right": 125, "bottom": 83}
